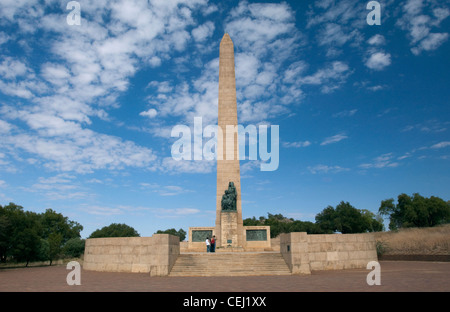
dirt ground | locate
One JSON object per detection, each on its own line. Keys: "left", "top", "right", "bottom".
{"left": 0, "top": 260, "right": 448, "bottom": 292}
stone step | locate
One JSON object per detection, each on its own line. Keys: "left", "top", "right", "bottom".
{"left": 169, "top": 252, "right": 291, "bottom": 277}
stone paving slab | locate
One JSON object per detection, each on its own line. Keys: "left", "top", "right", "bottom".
{"left": 0, "top": 261, "right": 448, "bottom": 292}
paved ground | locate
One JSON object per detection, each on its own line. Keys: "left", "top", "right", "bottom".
{"left": 0, "top": 261, "right": 449, "bottom": 292}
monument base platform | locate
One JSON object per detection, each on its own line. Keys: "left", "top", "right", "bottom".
{"left": 216, "top": 246, "right": 244, "bottom": 252}
{"left": 187, "top": 225, "right": 272, "bottom": 252}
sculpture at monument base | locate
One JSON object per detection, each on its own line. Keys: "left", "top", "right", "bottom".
{"left": 221, "top": 182, "right": 237, "bottom": 211}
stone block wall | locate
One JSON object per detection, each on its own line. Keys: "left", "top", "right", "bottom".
{"left": 83, "top": 234, "right": 180, "bottom": 276}
{"left": 280, "top": 232, "right": 377, "bottom": 274}
{"left": 308, "top": 233, "right": 377, "bottom": 271}
{"left": 280, "top": 232, "right": 311, "bottom": 274}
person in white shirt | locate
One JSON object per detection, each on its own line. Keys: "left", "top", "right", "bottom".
{"left": 206, "top": 237, "right": 211, "bottom": 252}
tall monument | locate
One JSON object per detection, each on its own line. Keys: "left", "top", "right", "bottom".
{"left": 215, "top": 33, "right": 244, "bottom": 249}
{"left": 187, "top": 34, "right": 271, "bottom": 252}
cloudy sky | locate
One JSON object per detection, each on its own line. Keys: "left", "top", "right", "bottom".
{"left": 1, "top": 0, "right": 449, "bottom": 238}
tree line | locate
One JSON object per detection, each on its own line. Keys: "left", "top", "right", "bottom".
{"left": 244, "top": 193, "right": 450, "bottom": 237}
{"left": 88, "top": 223, "right": 186, "bottom": 241}
{"left": 0, "top": 202, "right": 187, "bottom": 265}
{"left": 1, "top": 192, "right": 448, "bottom": 264}
{"left": 244, "top": 202, "right": 384, "bottom": 237}
{"left": 0, "top": 203, "right": 84, "bottom": 265}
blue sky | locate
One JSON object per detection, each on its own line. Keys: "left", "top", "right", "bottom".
{"left": 0, "top": 0, "right": 449, "bottom": 238}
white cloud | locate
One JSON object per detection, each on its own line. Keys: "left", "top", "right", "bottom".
{"left": 365, "top": 52, "right": 391, "bottom": 70}
{"left": 222, "top": 1, "right": 306, "bottom": 121}
{"left": 147, "top": 81, "right": 173, "bottom": 93}
{"left": 317, "top": 23, "right": 358, "bottom": 47}
{"left": 283, "top": 61, "right": 308, "bottom": 83}
{"left": 192, "top": 21, "right": 215, "bottom": 42}
{"left": 82, "top": 205, "right": 124, "bottom": 216}
{"left": 140, "top": 109, "right": 158, "bottom": 119}
{"left": 307, "top": 164, "right": 349, "bottom": 174}
{"left": 0, "top": 32, "right": 10, "bottom": 45}
{"left": 359, "top": 153, "right": 399, "bottom": 169}
{"left": 307, "top": 0, "right": 364, "bottom": 28}
{"left": 41, "top": 63, "right": 71, "bottom": 86}
{"left": 320, "top": 133, "right": 348, "bottom": 145}
{"left": 430, "top": 141, "right": 450, "bottom": 149}
{"left": 367, "top": 34, "right": 386, "bottom": 46}
{"left": 412, "top": 32, "right": 449, "bottom": 55}
{"left": 1, "top": 123, "right": 158, "bottom": 173}
{"left": 0, "top": 57, "right": 30, "bottom": 79}
{"left": 299, "top": 61, "right": 351, "bottom": 93}
{"left": 0, "top": 120, "right": 12, "bottom": 133}
{"left": 307, "top": 0, "right": 366, "bottom": 55}
{"left": 0, "top": 0, "right": 216, "bottom": 176}
{"left": 282, "top": 141, "right": 311, "bottom": 148}
{"left": 152, "top": 207, "right": 201, "bottom": 218}
{"left": 333, "top": 109, "right": 357, "bottom": 118}
{"left": 397, "top": 0, "right": 450, "bottom": 54}
{"left": 26, "top": 173, "right": 92, "bottom": 200}
{"left": 161, "top": 157, "right": 215, "bottom": 174}
{"left": 140, "top": 182, "right": 191, "bottom": 196}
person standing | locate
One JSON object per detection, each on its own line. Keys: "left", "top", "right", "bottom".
{"left": 206, "top": 237, "right": 211, "bottom": 252}
{"left": 211, "top": 235, "right": 216, "bottom": 252}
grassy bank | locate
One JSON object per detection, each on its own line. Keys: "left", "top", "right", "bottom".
{"left": 374, "top": 224, "right": 450, "bottom": 256}
{"left": 0, "top": 257, "right": 83, "bottom": 269}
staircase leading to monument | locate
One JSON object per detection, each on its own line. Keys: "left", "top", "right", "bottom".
{"left": 169, "top": 252, "right": 291, "bottom": 277}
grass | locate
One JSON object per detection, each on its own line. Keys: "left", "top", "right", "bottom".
{"left": 0, "top": 257, "right": 83, "bottom": 269}
{"left": 373, "top": 224, "right": 450, "bottom": 256}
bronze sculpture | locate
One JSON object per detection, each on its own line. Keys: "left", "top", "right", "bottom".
{"left": 221, "top": 182, "right": 237, "bottom": 211}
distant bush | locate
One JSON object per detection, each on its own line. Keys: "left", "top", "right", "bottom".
{"left": 63, "top": 237, "right": 85, "bottom": 258}
{"left": 376, "top": 240, "right": 388, "bottom": 257}
{"left": 155, "top": 228, "right": 186, "bottom": 241}
{"left": 379, "top": 193, "right": 450, "bottom": 230}
{"left": 89, "top": 223, "right": 140, "bottom": 238}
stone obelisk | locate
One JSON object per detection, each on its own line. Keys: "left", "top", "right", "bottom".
{"left": 215, "top": 33, "right": 244, "bottom": 249}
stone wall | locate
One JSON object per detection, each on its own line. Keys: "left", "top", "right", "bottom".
{"left": 308, "top": 233, "right": 377, "bottom": 271}
{"left": 83, "top": 234, "right": 180, "bottom": 276}
{"left": 280, "top": 232, "right": 378, "bottom": 274}
{"left": 280, "top": 232, "right": 311, "bottom": 274}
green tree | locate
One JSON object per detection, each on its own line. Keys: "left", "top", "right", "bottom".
{"left": 40, "top": 209, "right": 83, "bottom": 243}
{"left": 379, "top": 193, "right": 450, "bottom": 230}
{"left": 314, "top": 206, "right": 336, "bottom": 234}
{"left": 47, "top": 233, "right": 63, "bottom": 265}
{"left": 0, "top": 203, "right": 25, "bottom": 262}
{"left": 0, "top": 212, "right": 11, "bottom": 263}
{"left": 243, "top": 213, "right": 324, "bottom": 237}
{"left": 360, "top": 209, "right": 384, "bottom": 232}
{"left": 62, "top": 237, "right": 85, "bottom": 258}
{"left": 12, "top": 227, "right": 41, "bottom": 266}
{"left": 155, "top": 228, "right": 186, "bottom": 241}
{"left": 39, "top": 209, "right": 83, "bottom": 264}
{"left": 0, "top": 203, "right": 84, "bottom": 265}
{"left": 89, "top": 223, "right": 140, "bottom": 238}
{"left": 8, "top": 209, "right": 43, "bottom": 266}
{"left": 334, "top": 201, "right": 367, "bottom": 233}
{"left": 316, "top": 201, "right": 382, "bottom": 234}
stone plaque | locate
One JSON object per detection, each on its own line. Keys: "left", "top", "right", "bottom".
{"left": 246, "top": 229, "right": 267, "bottom": 241}
{"left": 192, "top": 230, "right": 213, "bottom": 242}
